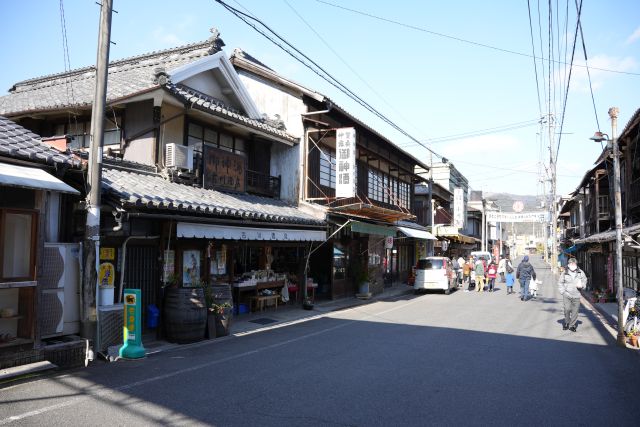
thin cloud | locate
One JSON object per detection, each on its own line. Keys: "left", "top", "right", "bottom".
{"left": 627, "top": 26, "right": 640, "bottom": 44}
{"left": 440, "top": 134, "right": 520, "bottom": 157}
{"left": 562, "top": 54, "right": 637, "bottom": 93}
{"left": 151, "top": 27, "right": 186, "bottom": 47}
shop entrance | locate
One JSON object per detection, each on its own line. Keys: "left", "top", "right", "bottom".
{"left": 124, "top": 245, "right": 160, "bottom": 329}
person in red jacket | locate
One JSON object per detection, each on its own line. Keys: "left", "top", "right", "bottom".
{"left": 487, "top": 262, "right": 498, "bottom": 292}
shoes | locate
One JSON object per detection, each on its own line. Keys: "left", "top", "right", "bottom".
{"left": 520, "top": 296, "right": 524, "bottom": 301}
{"left": 569, "top": 326, "right": 577, "bottom": 332}
{"left": 563, "top": 324, "right": 569, "bottom": 330}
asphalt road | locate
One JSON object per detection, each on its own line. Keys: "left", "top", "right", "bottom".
{"left": 1, "top": 256, "right": 639, "bottom": 426}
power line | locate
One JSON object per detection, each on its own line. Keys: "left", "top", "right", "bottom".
{"left": 398, "top": 120, "right": 539, "bottom": 147}
{"left": 527, "top": 0, "right": 543, "bottom": 116}
{"left": 315, "top": 0, "right": 640, "bottom": 77}
{"left": 574, "top": 0, "right": 600, "bottom": 132}
{"left": 282, "top": 0, "right": 427, "bottom": 140}
{"left": 213, "top": 0, "right": 446, "bottom": 161}
{"left": 555, "top": 0, "right": 582, "bottom": 161}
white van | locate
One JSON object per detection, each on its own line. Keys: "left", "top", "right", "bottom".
{"left": 414, "top": 257, "right": 456, "bottom": 294}
{"left": 470, "top": 251, "right": 493, "bottom": 263}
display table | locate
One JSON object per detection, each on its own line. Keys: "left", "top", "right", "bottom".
{"left": 233, "top": 280, "right": 285, "bottom": 313}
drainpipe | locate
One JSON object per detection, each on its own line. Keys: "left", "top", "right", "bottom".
{"left": 117, "top": 235, "right": 160, "bottom": 303}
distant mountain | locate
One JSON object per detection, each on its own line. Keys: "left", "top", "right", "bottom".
{"left": 484, "top": 192, "right": 545, "bottom": 212}
{"left": 483, "top": 192, "right": 547, "bottom": 237}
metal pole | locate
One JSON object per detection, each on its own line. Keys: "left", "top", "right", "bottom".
{"left": 550, "top": 113, "right": 558, "bottom": 271}
{"left": 481, "top": 199, "right": 486, "bottom": 251}
{"left": 81, "top": 0, "right": 113, "bottom": 351}
{"left": 609, "top": 107, "right": 626, "bottom": 347}
{"left": 427, "top": 153, "right": 434, "bottom": 256}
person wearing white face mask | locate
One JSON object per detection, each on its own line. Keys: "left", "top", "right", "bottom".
{"left": 557, "top": 257, "right": 588, "bottom": 331}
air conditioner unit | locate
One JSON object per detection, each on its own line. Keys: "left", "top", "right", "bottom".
{"left": 165, "top": 143, "right": 193, "bottom": 170}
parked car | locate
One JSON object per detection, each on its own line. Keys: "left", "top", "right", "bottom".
{"left": 414, "top": 257, "right": 456, "bottom": 295}
{"left": 470, "top": 251, "right": 492, "bottom": 263}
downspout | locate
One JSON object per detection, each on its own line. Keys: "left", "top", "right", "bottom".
{"left": 117, "top": 235, "right": 160, "bottom": 303}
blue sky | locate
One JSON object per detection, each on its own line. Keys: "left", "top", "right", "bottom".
{"left": 1, "top": 0, "right": 638, "bottom": 198}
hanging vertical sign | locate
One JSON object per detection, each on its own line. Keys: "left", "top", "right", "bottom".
{"left": 335, "top": 127, "right": 356, "bottom": 198}
{"left": 119, "top": 289, "right": 146, "bottom": 359}
{"left": 453, "top": 188, "right": 465, "bottom": 229}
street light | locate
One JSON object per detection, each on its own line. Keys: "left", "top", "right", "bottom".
{"left": 590, "top": 107, "right": 625, "bottom": 347}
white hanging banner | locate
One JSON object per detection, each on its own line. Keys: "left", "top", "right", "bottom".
{"left": 486, "top": 211, "right": 549, "bottom": 223}
{"left": 335, "top": 127, "right": 356, "bottom": 198}
{"left": 453, "top": 187, "right": 465, "bottom": 228}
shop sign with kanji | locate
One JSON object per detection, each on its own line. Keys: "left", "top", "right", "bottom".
{"left": 335, "top": 127, "right": 356, "bottom": 198}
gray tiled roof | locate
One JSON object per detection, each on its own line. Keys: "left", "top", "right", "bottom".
{"left": 0, "top": 42, "right": 212, "bottom": 115}
{"left": 102, "top": 166, "right": 324, "bottom": 226}
{"left": 0, "top": 116, "right": 80, "bottom": 167}
{"left": 0, "top": 38, "right": 294, "bottom": 144}
{"left": 166, "top": 83, "right": 296, "bottom": 143}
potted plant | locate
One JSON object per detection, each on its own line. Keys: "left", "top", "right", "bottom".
{"left": 210, "top": 302, "right": 233, "bottom": 337}
{"left": 628, "top": 327, "right": 639, "bottom": 348}
{"left": 352, "top": 260, "right": 369, "bottom": 295}
{"left": 302, "top": 296, "right": 314, "bottom": 310}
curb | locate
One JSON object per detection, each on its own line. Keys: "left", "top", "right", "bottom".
{"left": 580, "top": 292, "right": 640, "bottom": 353}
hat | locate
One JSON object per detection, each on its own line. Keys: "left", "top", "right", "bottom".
{"left": 568, "top": 257, "right": 578, "bottom": 265}
{"left": 523, "top": 255, "right": 529, "bottom": 262}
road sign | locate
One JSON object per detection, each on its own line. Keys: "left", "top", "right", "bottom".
{"left": 512, "top": 201, "right": 524, "bottom": 212}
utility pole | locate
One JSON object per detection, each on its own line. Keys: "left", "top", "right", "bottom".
{"left": 549, "top": 113, "right": 558, "bottom": 271}
{"left": 426, "top": 150, "right": 434, "bottom": 256}
{"left": 609, "top": 107, "right": 624, "bottom": 347}
{"left": 81, "top": 0, "right": 113, "bottom": 348}
{"left": 481, "top": 198, "right": 486, "bottom": 251}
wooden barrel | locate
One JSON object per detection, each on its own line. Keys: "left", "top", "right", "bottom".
{"left": 163, "top": 287, "right": 207, "bottom": 343}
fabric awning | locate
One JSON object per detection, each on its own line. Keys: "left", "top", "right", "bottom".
{"left": 177, "top": 222, "right": 326, "bottom": 241}
{"left": 0, "top": 162, "right": 79, "bottom": 194}
{"left": 350, "top": 221, "right": 396, "bottom": 237}
{"left": 397, "top": 226, "right": 437, "bottom": 240}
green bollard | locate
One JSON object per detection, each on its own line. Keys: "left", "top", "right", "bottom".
{"left": 119, "top": 289, "right": 146, "bottom": 359}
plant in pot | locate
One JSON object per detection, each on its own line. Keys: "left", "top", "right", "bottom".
{"left": 628, "top": 327, "right": 639, "bottom": 348}
{"left": 302, "top": 296, "right": 314, "bottom": 310}
{"left": 202, "top": 281, "right": 233, "bottom": 338}
{"left": 352, "top": 260, "right": 369, "bottom": 295}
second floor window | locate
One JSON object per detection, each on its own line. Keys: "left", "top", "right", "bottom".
{"left": 187, "top": 122, "right": 245, "bottom": 156}
{"left": 55, "top": 116, "right": 122, "bottom": 149}
{"left": 320, "top": 150, "right": 336, "bottom": 189}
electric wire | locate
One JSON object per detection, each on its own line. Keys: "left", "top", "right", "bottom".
{"left": 282, "top": 0, "right": 426, "bottom": 140}
{"left": 397, "top": 120, "right": 539, "bottom": 147}
{"left": 527, "top": 0, "right": 543, "bottom": 116}
{"left": 213, "top": 0, "right": 446, "bottom": 161}
{"left": 555, "top": 0, "right": 582, "bottom": 162}
{"left": 315, "top": 0, "right": 640, "bottom": 76}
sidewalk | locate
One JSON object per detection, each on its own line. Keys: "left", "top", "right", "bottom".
{"left": 140, "top": 283, "right": 414, "bottom": 357}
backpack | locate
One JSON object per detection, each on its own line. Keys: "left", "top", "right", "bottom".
{"left": 474, "top": 263, "right": 484, "bottom": 276}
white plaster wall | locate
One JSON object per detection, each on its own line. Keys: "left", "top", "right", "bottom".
{"left": 123, "top": 100, "right": 155, "bottom": 165}
{"left": 182, "top": 72, "right": 237, "bottom": 109}
{"left": 158, "top": 103, "right": 185, "bottom": 167}
{"left": 237, "top": 71, "right": 306, "bottom": 138}
{"left": 271, "top": 142, "right": 300, "bottom": 203}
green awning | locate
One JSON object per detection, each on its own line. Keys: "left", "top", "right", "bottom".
{"left": 350, "top": 221, "right": 396, "bottom": 237}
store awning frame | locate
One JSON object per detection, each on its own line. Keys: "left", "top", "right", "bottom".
{"left": 0, "top": 162, "right": 79, "bottom": 194}
{"left": 177, "top": 222, "right": 326, "bottom": 241}
{"left": 397, "top": 226, "right": 437, "bottom": 240}
{"left": 350, "top": 221, "right": 396, "bottom": 237}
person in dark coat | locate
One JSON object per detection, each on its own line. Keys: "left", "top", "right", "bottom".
{"left": 516, "top": 255, "right": 537, "bottom": 301}
{"left": 558, "top": 257, "right": 588, "bottom": 331}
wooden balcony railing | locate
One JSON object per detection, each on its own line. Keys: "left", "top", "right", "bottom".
{"left": 247, "top": 170, "right": 281, "bottom": 199}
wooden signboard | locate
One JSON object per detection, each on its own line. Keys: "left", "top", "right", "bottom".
{"left": 203, "top": 146, "right": 245, "bottom": 192}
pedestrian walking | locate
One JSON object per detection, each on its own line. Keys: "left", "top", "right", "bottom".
{"left": 557, "top": 257, "right": 588, "bottom": 331}
{"left": 463, "top": 258, "right": 472, "bottom": 291}
{"left": 457, "top": 256, "right": 466, "bottom": 286}
{"left": 516, "top": 255, "right": 536, "bottom": 301}
{"left": 505, "top": 268, "right": 515, "bottom": 294}
{"left": 475, "top": 259, "right": 486, "bottom": 292}
{"left": 497, "top": 256, "right": 506, "bottom": 282}
{"left": 487, "top": 262, "right": 497, "bottom": 292}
